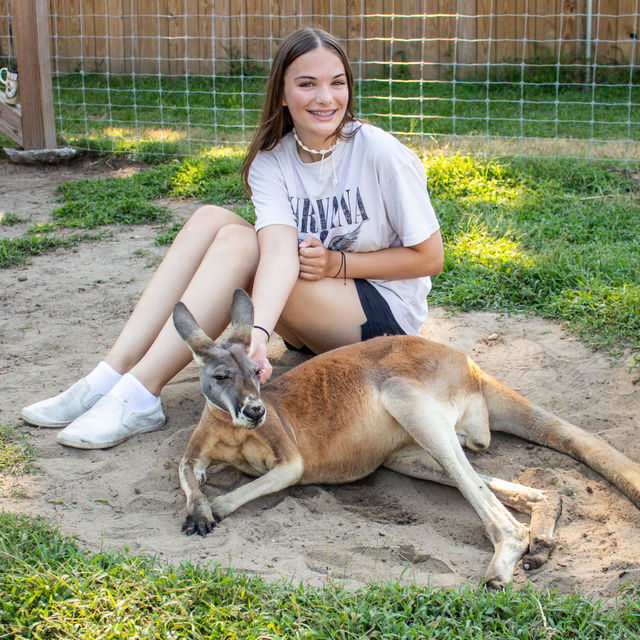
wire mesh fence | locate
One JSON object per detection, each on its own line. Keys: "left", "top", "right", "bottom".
{"left": 0, "top": 1, "right": 639, "bottom": 162}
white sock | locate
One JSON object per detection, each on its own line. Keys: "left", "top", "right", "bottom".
{"left": 84, "top": 361, "right": 122, "bottom": 395}
{"left": 108, "top": 373, "right": 158, "bottom": 412}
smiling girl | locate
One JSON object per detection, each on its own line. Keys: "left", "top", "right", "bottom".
{"left": 21, "top": 27, "right": 444, "bottom": 450}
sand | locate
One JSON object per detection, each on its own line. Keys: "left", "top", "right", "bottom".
{"left": 1, "top": 156, "right": 639, "bottom": 599}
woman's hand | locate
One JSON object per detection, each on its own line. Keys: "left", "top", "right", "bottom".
{"left": 298, "top": 235, "right": 339, "bottom": 280}
{"left": 249, "top": 334, "right": 272, "bottom": 384}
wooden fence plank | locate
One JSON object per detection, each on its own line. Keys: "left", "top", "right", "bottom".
{"left": 137, "top": 0, "right": 159, "bottom": 75}
{"left": 92, "top": 0, "right": 108, "bottom": 73}
{"left": 477, "top": 0, "right": 492, "bottom": 74}
{"left": 617, "top": 0, "right": 640, "bottom": 64}
{"left": 103, "top": 0, "right": 123, "bottom": 75}
{"left": 456, "top": 0, "right": 477, "bottom": 77}
{"left": 14, "top": 0, "right": 57, "bottom": 148}
{"left": 597, "top": 0, "right": 621, "bottom": 64}
{"left": 198, "top": 0, "right": 214, "bottom": 76}
{"left": 0, "top": 99, "right": 23, "bottom": 145}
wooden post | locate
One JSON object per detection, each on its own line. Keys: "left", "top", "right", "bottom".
{"left": 13, "top": 0, "right": 57, "bottom": 149}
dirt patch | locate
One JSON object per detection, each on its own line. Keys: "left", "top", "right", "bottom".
{"left": 1, "top": 156, "right": 639, "bottom": 599}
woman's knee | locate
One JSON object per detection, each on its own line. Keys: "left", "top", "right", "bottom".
{"left": 213, "top": 222, "right": 259, "bottom": 258}
{"left": 174, "top": 205, "right": 254, "bottom": 252}
{"left": 184, "top": 204, "right": 248, "bottom": 235}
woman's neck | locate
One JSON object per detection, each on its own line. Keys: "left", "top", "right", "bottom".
{"left": 293, "top": 129, "right": 341, "bottom": 163}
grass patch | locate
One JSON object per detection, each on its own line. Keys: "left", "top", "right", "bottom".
{"left": 0, "top": 212, "right": 22, "bottom": 226}
{"left": 0, "top": 147, "right": 252, "bottom": 267}
{"left": 46, "top": 72, "right": 640, "bottom": 159}
{"left": 425, "top": 154, "right": 640, "bottom": 353}
{"left": 3, "top": 149, "right": 637, "bottom": 356}
{"left": 0, "top": 426, "right": 37, "bottom": 475}
{"left": 0, "top": 234, "right": 93, "bottom": 269}
{"left": 0, "top": 511, "right": 638, "bottom": 639}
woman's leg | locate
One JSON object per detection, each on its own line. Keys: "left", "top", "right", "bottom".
{"left": 54, "top": 209, "right": 259, "bottom": 448}
{"left": 22, "top": 205, "right": 257, "bottom": 429}
{"left": 275, "top": 277, "right": 367, "bottom": 354}
{"left": 127, "top": 221, "right": 259, "bottom": 394}
{"left": 105, "top": 205, "right": 255, "bottom": 375}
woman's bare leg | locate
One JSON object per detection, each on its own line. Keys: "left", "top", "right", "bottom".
{"left": 129, "top": 221, "right": 259, "bottom": 394}
{"left": 103, "top": 205, "right": 255, "bottom": 378}
{"left": 275, "top": 277, "right": 366, "bottom": 354}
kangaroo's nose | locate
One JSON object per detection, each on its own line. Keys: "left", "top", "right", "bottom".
{"left": 242, "top": 403, "right": 265, "bottom": 422}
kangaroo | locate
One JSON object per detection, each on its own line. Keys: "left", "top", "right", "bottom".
{"left": 172, "top": 289, "right": 640, "bottom": 589}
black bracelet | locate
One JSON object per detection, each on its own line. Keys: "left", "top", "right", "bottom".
{"left": 253, "top": 325, "right": 271, "bottom": 342}
{"left": 332, "top": 251, "right": 345, "bottom": 279}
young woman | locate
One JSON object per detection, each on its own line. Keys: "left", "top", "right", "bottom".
{"left": 21, "top": 27, "right": 444, "bottom": 449}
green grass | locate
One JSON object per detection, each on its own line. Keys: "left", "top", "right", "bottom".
{"left": 0, "top": 234, "right": 90, "bottom": 268}
{"left": 0, "top": 212, "right": 22, "bottom": 226}
{"left": 37, "top": 71, "right": 640, "bottom": 159}
{"left": 425, "top": 154, "right": 640, "bottom": 353}
{"left": 0, "top": 512, "right": 638, "bottom": 639}
{"left": 1, "top": 146, "right": 639, "bottom": 635}
{"left": 0, "top": 425, "right": 37, "bottom": 475}
{"left": 0, "top": 147, "right": 251, "bottom": 267}
{"left": 2, "top": 150, "right": 637, "bottom": 357}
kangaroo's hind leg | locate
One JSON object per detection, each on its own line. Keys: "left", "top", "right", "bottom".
{"left": 383, "top": 443, "right": 562, "bottom": 571}
{"left": 380, "top": 377, "right": 529, "bottom": 589}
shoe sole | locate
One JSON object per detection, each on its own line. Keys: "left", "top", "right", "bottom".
{"left": 21, "top": 410, "right": 71, "bottom": 429}
{"left": 56, "top": 419, "right": 167, "bottom": 449}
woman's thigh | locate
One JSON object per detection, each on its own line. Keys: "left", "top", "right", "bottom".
{"left": 276, "top": 277, "right": 367, "bottom": 354}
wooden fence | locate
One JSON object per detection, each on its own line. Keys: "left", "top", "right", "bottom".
{"left": 1, "top": 1, "right": 639, "bottom": 78}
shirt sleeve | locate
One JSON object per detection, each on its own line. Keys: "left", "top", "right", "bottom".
{"left": 247, "top": 150, "right": 298, "bottom": 232}
{"left": 375, "top": 141, "right": 440, "bottom": 247}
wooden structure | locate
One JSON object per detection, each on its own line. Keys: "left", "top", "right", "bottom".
{"left": 1, "top": 1, "right": 638, "bottom": 78}
{"left": 0, "top": 0, "right": 56, "bottom": 149}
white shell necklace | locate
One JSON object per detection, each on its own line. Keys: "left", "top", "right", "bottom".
{"left": 293, "top": 128, "right": 341, "bottom": 186}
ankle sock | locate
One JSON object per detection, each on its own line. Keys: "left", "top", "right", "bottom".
{"left": 108, "top": 373, "right": 158, "bottom": 412}
{"left": 84, "top": 361, "right": 122, "bottom": 395}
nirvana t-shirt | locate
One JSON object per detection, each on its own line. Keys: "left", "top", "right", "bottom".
{"left": 247, "top": 122, "right": 440, "bottom": 335}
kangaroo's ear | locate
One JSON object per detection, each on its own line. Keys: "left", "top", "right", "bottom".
{"left": 173, "top": 302, "right": 217, "bottom": 365}
{"left": 228, "top": 288, "right": 254, "bottom": 347}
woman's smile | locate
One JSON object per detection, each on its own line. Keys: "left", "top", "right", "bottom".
{"left": 282, "top": 46, "right": 349, "bottom": 154}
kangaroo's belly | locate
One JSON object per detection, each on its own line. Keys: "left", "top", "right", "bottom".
{"left": 294, "top": 408, "right": 413, "bottom": 484}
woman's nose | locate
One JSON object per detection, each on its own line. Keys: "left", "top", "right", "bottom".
{"left": 315, "top": 85, "right": 331, "bottom": 104}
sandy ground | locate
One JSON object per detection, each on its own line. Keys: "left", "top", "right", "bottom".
{"left": 1, "top": 156, "right": 639, "bottom": 600}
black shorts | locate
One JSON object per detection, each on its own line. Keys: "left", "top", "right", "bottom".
{"left": 283, "top": 278, "right": 406, "bottom": 355}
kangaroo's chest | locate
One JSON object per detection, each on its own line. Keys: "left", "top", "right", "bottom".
{"left": 210, "top": 428, "right": 277, "bottom": 477}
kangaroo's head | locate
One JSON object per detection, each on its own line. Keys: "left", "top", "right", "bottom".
{"left": 172, "top": 289, "right": 266, "bottom": 429}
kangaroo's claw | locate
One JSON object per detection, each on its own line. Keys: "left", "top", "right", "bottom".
{"left": 182, "top": 511, "right": 219, "bottom": 537}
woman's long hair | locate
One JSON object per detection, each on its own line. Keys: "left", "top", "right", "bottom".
{"left": 240, "top": 27, "right": 357, "bottom": 190}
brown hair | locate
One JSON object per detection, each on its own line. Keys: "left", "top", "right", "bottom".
{"left": 240, "top": 27, "right": 358, "bottom": 190}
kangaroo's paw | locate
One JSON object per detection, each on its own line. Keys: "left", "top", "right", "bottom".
{"left": 522, "top": 537, "right": 556, "bottom": 571}
{"left": 181, "top": 509, "right": 221, "bottom": 537}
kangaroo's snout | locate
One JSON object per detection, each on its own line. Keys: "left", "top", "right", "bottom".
{"left": 240, "top": 398, "right": 266, "bottom": 427}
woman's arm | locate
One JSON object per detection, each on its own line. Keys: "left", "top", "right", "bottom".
{"left": 298, "top": 229, "right": 444, "bottom": 282}
{"left": 249, "top": 224, "right": 300, "bottom": 381}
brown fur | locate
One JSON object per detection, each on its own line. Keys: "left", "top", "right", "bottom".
{"left": 173, "top": 290, "right": 640, "bottom": 588}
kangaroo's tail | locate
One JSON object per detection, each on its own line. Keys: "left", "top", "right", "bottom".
{"left": 480, "top": 371, "right": 640, "bottom": 509}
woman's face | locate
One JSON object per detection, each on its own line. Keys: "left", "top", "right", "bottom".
{"left": 282, "top": 46, "right": 349, "bottom": 153}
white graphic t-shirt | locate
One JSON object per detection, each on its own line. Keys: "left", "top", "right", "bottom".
{"left": 248, "top": 122, "right": 440, "bottom": 335}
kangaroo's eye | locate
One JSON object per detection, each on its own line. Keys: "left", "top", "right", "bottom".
{"left": 214, "top": 374, "right": 228, "bottom": 381}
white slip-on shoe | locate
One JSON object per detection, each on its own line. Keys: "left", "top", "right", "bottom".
{"left": 56, "top": 395, "right": 166, "bottom": 449}
{"left": 21, "top": 379, "right": 104, "bottom": 428}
